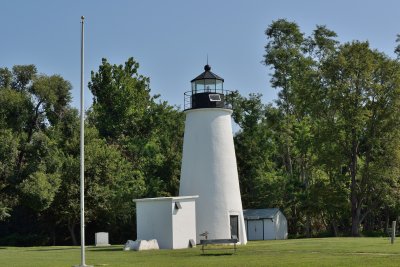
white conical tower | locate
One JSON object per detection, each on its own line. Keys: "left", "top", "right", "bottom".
{"left": 179, "top": 65, "right": 247, "bottom": 245}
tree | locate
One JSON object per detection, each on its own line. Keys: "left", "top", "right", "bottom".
{"left": 0, "top": 129, "right": 18, "bottom": 220}
{"left": 0, "top": 65, "right": 71, "bottom": 221}
{"left": 49, "top": 109, "right": 146, "bottom": 245}
{"left": 229, "top": 92, "right": 282, "bottom": 208}
{"left": 88, "top": 58, "right": 152, "bottom": 141}
{"left": 263, "top": 19, "right": 324, "bottom": 236}
{"left": 89, "top": 57, "right": 184, "bottom": 198}
{"left": 1, "top": 61, "right": 182, "bottom": 244}
{"left": 320, "top": 41, "right": 400, "bottom": 236}
{"left": 263, "top": 20, "right": 400, "bottom": 237}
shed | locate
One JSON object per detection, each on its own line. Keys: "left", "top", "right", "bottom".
{"left": 134, "top": 196, "right": 198, "bottom": 249}
{"left": 243, "top": 208, "right": 288, "bottom": 240}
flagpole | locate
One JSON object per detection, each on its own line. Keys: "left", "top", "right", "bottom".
{"left": 75, "top": 15, "right": 92, "bottom": 267}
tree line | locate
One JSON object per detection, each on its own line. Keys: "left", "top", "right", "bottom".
{"left": 1, "top": 19, "right": 400, "bottom": 245}
{"left": 0, "top": 58, "right": 183, "bottom": 245}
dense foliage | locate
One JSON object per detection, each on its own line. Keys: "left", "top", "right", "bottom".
{"left": 1, "top": 20, "right": 400, "bottom": 245}
{"left": 233, "top": 19, "right": 400, "bottom": 237}
{"left": 0, "top": 59, "right": 183, "bottom": 245}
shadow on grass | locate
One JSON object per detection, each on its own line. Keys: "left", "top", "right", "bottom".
{"left": 27, "top": 247, "right": 78, "bottom": 252}
{"left": 90, "top": 247, "right": 122, "bottom": 252}
{"left": 200, "top": 253, "right": 236, "bottom": 256}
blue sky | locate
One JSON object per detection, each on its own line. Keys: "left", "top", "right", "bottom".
{"left": 1, "top": 0, "right": 400, "bottom": 110}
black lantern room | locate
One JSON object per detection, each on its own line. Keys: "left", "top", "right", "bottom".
{"left": 184, "top": 65, "right": 230, "bottom": 110}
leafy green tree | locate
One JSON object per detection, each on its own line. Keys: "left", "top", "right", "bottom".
{"left": 229, "top": 92, "right": 281, "bottom": 208}
{"left": 88, "top": 58, "right": 152, "bottom": 140}
{"left": 0, "top": 87, "right": 32, "bottom": 134}
{"left": 320, "top": 41, "right": 400, "bottom": 236}
{"left": 264, "top": 19, "right": 323, "bottom": 236}
{"left": 264, "top": 19, "right": 400, "bottom": 237}
{"left": 49, "top": 109, "right": 145, "bottom": 245}
{"left": 0, "top": 68, "right": 12, "bottom": 88}
{"left": 0, "top": 129, "right": 18, "bottom": 220}
{"left": 1, "top": 61, "right": 180, "bottom": 244}
{"left": 0, "top": 65, "right": 71, "bottom": 221}
{"left": 18, "top": 171, "right": 61, "bottom": 212}
{"left": 11, "top": 65, "right": 37, "bottom": 92}
{"left": 138, "top": 101, "right": 184, "bottom": 196}
{"left": 89, "top": 57, "right": 184, "bottom": 197}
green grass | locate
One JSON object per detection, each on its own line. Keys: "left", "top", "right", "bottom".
{"left": 1, "top": 237, "right": 400, "bottom": 267}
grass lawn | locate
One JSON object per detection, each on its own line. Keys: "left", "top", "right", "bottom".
{"left": 1, "top": 237, "right": 400, "bottom": 267}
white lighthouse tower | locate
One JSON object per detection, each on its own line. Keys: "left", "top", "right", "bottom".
{"left": 179, "top": 65, "right": 247, "bottom": 245}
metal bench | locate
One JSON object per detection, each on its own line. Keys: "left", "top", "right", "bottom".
{"left": 200, "top": 238, "right": 238, "bottom": 254}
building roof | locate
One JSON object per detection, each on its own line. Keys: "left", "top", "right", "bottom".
{"left": 243, "top": 208, "right": 280, "bottom": 220}
{"left": 191, "top": 65, "right": 224, "bottom": 82}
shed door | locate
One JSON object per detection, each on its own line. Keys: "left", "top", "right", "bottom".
{"left": 247, "top": 220, "right": 263, "bottom": 240}
{"left": 263, "top": 219, "right": 275, "bottom": 239}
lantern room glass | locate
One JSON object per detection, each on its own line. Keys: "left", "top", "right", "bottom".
{"left": 191, "top": 79, "right": 223, "bottom": 94}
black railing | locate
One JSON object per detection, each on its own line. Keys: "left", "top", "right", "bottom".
{"left": 184, "top": 89, "right": 233, "bottom": 110}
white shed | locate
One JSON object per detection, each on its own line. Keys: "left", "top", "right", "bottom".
{"left": 243, "top": 209, "right": 288, "bottom": 240}
{"left": 134, "top": 196, "right": 198, "bottom": 249}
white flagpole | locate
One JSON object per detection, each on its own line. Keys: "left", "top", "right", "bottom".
{"left": 80, "top": 14, "right": 86, "bottom": 266}
{"left": 75, "top": 15, "right": 92, "bottom": 267}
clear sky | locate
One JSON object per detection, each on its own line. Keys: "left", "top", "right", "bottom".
{"left": 1, "top": 0, "right": 400, "bottom": 110}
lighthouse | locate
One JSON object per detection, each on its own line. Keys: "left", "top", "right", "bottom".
{"left": 179, "top": 64, "right": 247, "bottom": 245}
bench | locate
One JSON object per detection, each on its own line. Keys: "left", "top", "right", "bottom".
{"left": 200, "top": 238, "right": 238, "bottom": 254}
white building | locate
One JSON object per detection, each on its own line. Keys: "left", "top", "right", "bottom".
{"left": 179, "top": 65, "right": 247, "bottom": 245}
{"left": 244, "top": 209, "right": 288, "bottom": 240}
{"left": 134, "top": 65, "right": 247, "bottom": 248}
{"left": 134, "top": 196, "right": 198, "bottom": 249}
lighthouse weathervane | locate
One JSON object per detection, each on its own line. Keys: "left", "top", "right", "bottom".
{"left": 179, "top": 64, "right": 247, "bottom": 245}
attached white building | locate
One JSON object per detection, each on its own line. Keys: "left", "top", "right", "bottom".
{"left": 244, "top": 209, "right": 288, "bottom": 240}
{"left": 134, "top": 196, "right": 198, "bottom": 249}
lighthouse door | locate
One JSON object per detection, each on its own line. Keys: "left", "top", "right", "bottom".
{"left": 230, "top": 215, "right": 239, "bottom": 239}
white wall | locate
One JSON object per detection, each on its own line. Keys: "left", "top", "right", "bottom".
{"left": 135, "top": 196, "right": 197, "bottom": 249}
{"left": 136, "top": 200, "right": 172, "bottom": 249}
{"left": 180, "top": 108, "right": 247, "bottom": 244}
{"left": 275, "top": 211, "right": 288, "bottom": 240}
{"left": 172, "top": 199, "right": 197, "bottom": 249}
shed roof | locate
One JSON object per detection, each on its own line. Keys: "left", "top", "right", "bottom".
{"left": 243, "top": 208, "right": 280, "bottom": 220}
